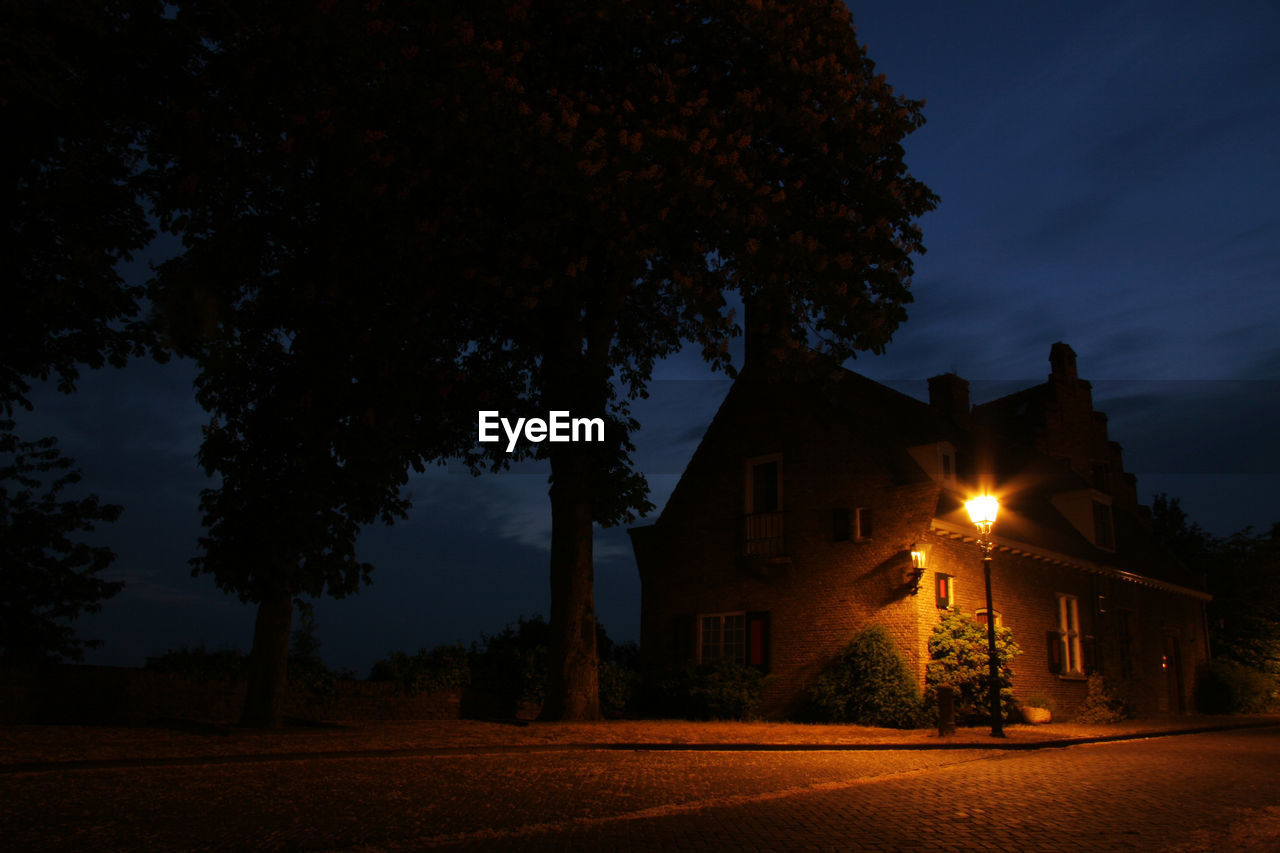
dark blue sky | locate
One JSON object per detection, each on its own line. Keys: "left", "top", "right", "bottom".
{"left": 15, "top": 1, "right": 1280, "bottom": 674}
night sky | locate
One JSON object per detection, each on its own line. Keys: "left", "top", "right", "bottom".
{"left": 14, "top": 1, "right": 1280, "bottom": 675}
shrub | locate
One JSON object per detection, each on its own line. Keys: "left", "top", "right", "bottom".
{"left": 1195, "top": 659, "right": 1277, "bottom": 714}
{"left": 469, "top": 616, "right": 549, "bottom": 710}
{"left": 925, "top": 610, "right": 1021, "bottom": 724}
{"left": 1074, "top": 673, "right": 1131, "bottom": 723}
{"left": 145, "top": 646, "right": 247, "bottom": 681}
{"left": 288, "top": 600, "right": 350, "bottom": 710}
{"left": 649, "top": 659, "right": 765, "bottom": 720}
{"left": 598, "top": 659, "right": 639, "bottom": 719}
{"left": 806, "top": 625, "right": 923, "bottom": 728}
{"left": 368, "top": 644, "right": 472, "bottom": 695}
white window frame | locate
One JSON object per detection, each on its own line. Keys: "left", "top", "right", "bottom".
{"left": 855, "top": 506, "right": 873, "bottom": 540}
{"left": 698, "top": 612, "right": 747, "bottom": 664}
{"left": 975, "top": 608, "right": 1001, "bottom": 628}
{"left": 1057, "top": 593, "right": 1084, "bottom": 676}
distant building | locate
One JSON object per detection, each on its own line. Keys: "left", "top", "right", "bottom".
{"left": 629, "top": 342, "right": 1210, "bottom": 719}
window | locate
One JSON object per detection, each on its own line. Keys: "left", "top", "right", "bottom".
{"left": 940, "top": 447, "right": 956, "bottom": 484}
{"left": 1056, "top": 594, "right": 1084, "bottom": 676}
{"left": 855, "top": 507, "right": 873, "bottom": 539}
{"left": 745, "top": 455, "right": 782, "bottom": 514}
{"left": 744, "top": 455, "right": 784, "bottom": 556}
{"left": 975, "top": 608, "right": 1002, "bottom": 628}
{"left": 935, "top": 573, "right": 953, "bottom": 609}
{"left": 699, "top": 613, "right": 746, "bottom": 664}
{"left": 832, "top": 507, "right": 851, "bottom": 542}
{"left": 1092, "top": 500, "right": 1115, "bottom": 550}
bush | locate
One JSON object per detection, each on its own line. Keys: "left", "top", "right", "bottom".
{"left": 145, "top": 646, "right": 247, "bottom": 681}
{"left": 1195, "top": 659, "right": 1277, "bottom": 714}
{"left": 805, "top": 625, "right": 923, "bottom": 728}
{"left": 598, "top": 659, "right": 639, "bottom": 719}
{"left": 649, "top": 659, "right": 765, "bottom": 720}
{"left": 368, "top": 644, "right": 471, "bottom": 695}
{"left": 1074, "top": 673, "right": 1131, "bottom": 723}
{"left": 469, "top": 616, "right": 550, "bottom": 711}
{"left": 925, "top": 610, "right": 1020, "bottom": 724}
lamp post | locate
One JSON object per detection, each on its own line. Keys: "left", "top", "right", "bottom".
{"left": 965, "top": 495, "right": 1004, "bottom": 738}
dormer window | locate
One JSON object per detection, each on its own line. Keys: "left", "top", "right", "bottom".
{"left": 906, "top": 442, "right": 957, "bottom": 487}
{"left": 940, "top": 446, "right": 956, "bottom": 485}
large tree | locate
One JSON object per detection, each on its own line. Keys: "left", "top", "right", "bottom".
{"left": 435, "top": 0, "right": 937, "bottom": 718}
{"left": 145, "top": 0, "right": 505, "bottom": 725}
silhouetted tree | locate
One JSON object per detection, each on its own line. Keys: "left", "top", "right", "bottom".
{"left": 145, "top": 1, "right": 499, "bottom": 726}
{"left": 2, "top": 2, "right": 173, "bottom": 662}
{"left": 436, "top": 1, "right": 937, "bottom": 718}
{"left": 1152, "top": 495, "right": 1280, "bottom": 681}
{"left": 0, "top": 420, "right": 124, "bottom": 665}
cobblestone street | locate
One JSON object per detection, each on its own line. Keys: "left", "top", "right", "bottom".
{"left": 4, "top": 725, "right": 1278, "bottom": 850}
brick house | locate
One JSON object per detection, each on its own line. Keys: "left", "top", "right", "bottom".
{"left": 628, "top": 342, "right": 1210, "bottom": 720}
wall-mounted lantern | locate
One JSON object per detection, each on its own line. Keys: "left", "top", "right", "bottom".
{"left": 908, "top": 543, "right": 931, "bottom": 594}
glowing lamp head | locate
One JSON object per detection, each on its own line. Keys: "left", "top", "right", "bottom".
{"left": 965, "top": 494, "right": 999, "bottom": 535}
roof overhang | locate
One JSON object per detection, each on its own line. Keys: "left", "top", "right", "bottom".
{"left": 931, "top": 518, "right": 1212, "bottom": 601}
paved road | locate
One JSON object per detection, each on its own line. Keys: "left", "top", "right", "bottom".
{"left": 4, "top": 727, "right": 1279, "bottom": 851}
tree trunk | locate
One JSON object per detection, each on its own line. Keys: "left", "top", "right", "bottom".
{"left": 240, "top": 588, "right": 293, "bottom": 727}
{"left": 540, "top": 449, "right": 601, "bottom": 720}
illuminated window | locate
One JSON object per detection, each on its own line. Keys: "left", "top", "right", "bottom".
{"left": 1057, "top": 594, "right": 1083, "bottom": 675}
{"left": 699, "top": 613, "right": 746, "bottom": 664}
{"left": 975, "top": 608, "right": 1002, "bottom": 628}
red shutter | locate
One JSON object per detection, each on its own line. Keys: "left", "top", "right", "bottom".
{"left": 1047, "top": 630, "right": 1063, "bottom": 674}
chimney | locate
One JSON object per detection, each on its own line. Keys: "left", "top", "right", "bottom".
{"left": 1049, "top": 342, "right": 1078, "bottom": 381}
{"left": 928, "top": 373, "right": 970, "bottom": 421}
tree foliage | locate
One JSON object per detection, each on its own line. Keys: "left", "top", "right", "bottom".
{"left": 0, "top": 420, "right": 124, "bottom": 665}
{"left": 2, "top": 0, "right": 169, "bottom": 409}
{"left": 807, "top": 624, "right": 923, "bottom": 728}
{"left": 925, "top": 610, "right": 1020, "bottom": 724}
{"left": 1152, "top": 495, "right": 1280, "bottom": 684}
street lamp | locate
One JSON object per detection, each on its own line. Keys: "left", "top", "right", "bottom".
{"left": 965, "top": 494, "right": 1004, "bottom": 738}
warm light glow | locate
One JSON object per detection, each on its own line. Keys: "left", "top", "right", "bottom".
{"left": 910, "top": 549, "right": 927, "bottom": 569}
{"left": 965, "top": 494, "right": 999, "bottom": 528}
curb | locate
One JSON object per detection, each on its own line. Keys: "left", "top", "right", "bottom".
{"left": 3, "top": 720, "right": 1277, "bottom": 775}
